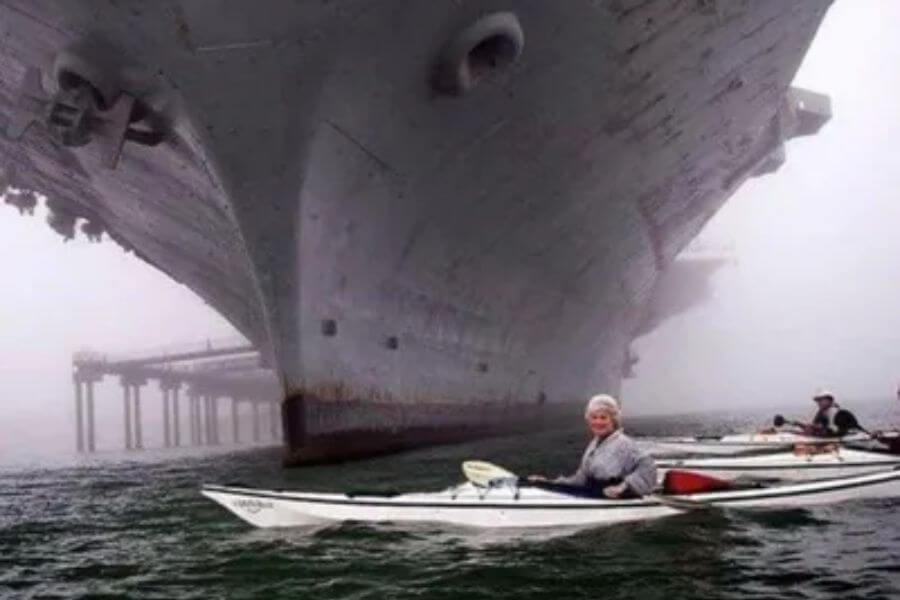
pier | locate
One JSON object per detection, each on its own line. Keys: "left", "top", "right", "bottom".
{"left": 72, "top": 338, "right": 281, "bottom": 452}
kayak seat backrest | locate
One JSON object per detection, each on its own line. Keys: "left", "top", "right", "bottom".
{"left": 663, "top": 470, "right": 733, "bottom": 495}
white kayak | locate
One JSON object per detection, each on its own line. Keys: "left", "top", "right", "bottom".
{"left": 658, "top": 448, "right": 900, "bottom": 482}
{"left": 641, "top": 430, "right": 873, "bottom": 456}
{"left": 201, "top": 468, "right": 900, "bottom": 529}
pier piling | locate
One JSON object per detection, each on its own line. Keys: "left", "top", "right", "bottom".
{"left": 133, "top": 383, "right": 144, "bottom": 450}
{"left": 85, "top": 380, "right": 95, "bottom": 452}
{"left": 252, "top": 401, "right": 261, "bottom": 443}
{"left": 172, "top": 386, "right": 181, "bottom": 447}
{"left": 122, "top": 379, "right": 133, "bottom": 450}
{"left": 231, "top": 398, "right": 239, "bottom": 443}
{"left": 269, "top": 401, "right": 278, "bottom": 440}
{"left": 72, "top": 340, "right": 278, "bottom": 452}
{"left": 74, "top": 377, "right": 84, "bottom": 453}
{"left": 162, "top": 387, "right": 171, "bottom": 448}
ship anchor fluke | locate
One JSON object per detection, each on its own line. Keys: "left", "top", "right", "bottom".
{"left": 5, "top": 62, "right": 167, "bottom": 169}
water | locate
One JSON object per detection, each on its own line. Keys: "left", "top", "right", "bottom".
{"left": 2, "top": 408, "right": 899, "bottom": 599}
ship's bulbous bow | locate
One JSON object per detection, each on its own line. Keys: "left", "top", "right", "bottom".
{"left": 0, "top": 0, "right": 832, "bottom": 465}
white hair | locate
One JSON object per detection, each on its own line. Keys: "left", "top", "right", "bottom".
{"left": 585, "top": 394, "right": 621, "bottom": 422}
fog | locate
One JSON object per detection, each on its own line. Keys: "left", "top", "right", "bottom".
{"left": 0, "top": 218, "right": 239, "bottom": 455}
{"left": 624, "top": 0, "right": 900, "bottom": 414}
{"left": 1, "top": 1, "right": 898, "bottom": 456}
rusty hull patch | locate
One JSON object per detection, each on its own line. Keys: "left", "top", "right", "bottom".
{"left": 279, "top": 383, "right": 578, "bottom": 467}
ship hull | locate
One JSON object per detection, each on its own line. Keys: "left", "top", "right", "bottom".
{"left": 0, "top": 1, "right": 833, "bottom": 464}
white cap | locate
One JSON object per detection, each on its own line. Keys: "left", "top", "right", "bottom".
{"left": 813, "top": 388, "right": 835, "bottom": 401}
{"left": 585, "top": 394, "right": 621, "bottom": 419}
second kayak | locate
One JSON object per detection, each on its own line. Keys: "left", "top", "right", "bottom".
{"left": 639, "top": 430, "right": 874, "bottom": 456}
{"left": 657, "top": 447, "right": 900, "bottom": 482}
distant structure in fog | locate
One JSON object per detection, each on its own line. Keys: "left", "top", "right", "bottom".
{"left": 72, "top": 338, "right": 281, "bottom": 452}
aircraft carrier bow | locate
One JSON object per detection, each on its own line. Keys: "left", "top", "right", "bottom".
{"left": 0, "top": 1, "right": 832, "bottom": 465}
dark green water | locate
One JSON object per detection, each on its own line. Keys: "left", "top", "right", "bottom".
{"left": 2, "top": 409, "right": 899, "bottom": 599}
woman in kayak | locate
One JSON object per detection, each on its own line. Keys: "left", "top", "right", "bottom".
{"left": 528, "top": 394, "right": 657, "bottom": 498}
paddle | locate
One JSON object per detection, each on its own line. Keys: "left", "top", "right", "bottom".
{"left": 775, "top": 412, "right": 875, "bottom": 437}
{"left": 830, "top": 412, "right": 900, "bottom": 452}
{"left": 833, "top": 410, "right": 873, "bottom": 436}
{"left": 462, "top": 460, "right": 714, "bottom": 510}
{"left": 773, "top": 414, "right": 805, "bottom": 429}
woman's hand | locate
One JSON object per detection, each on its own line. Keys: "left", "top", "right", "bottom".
{"left": 603, "top": 482, "right": 628, "bottom": 498}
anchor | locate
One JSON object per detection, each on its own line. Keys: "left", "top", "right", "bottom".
{"left": 5, "top": 65, "right": 166, "bottom": 169}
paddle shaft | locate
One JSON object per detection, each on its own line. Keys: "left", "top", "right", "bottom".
{"left": 774, "top": 414, "right": 875, "bottom": 437}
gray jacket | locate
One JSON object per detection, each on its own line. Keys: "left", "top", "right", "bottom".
{"left": 556, "top": 429, "right": 657, "bottom": 496}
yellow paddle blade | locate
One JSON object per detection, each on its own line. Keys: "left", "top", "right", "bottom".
{"left": 462, "top": 460, "right": 516, "bottom": 486}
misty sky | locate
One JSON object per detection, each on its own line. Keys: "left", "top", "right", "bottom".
{"left": 1, "top": 0, "right": 898, "bottom": 454}
{"left": 624, "top": 0, "right": 900, "bottom": 414}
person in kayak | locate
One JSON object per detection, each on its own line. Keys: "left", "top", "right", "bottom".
{"left": 806, "top": 389, "right": 860, "bottom": 437}
{"left": 806, "top": 389, "right": 841, "bottom": 436}
{"left": 528, "top": 394, "right": 657, "bottom": 498}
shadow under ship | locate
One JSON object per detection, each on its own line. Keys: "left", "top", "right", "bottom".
{"left": 0, "top": 1, "right": 833, "bottom": 465}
